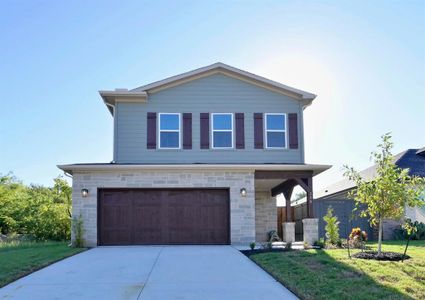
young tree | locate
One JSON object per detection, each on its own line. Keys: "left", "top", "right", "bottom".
{"left": 323, "top": 207, "right": 340, "bottom": 245}
{"left": 343, "top": 133, "right": 425, "bottom": 255}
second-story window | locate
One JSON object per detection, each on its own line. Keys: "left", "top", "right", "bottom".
{"left": 159, "top": 113, "right": 180, "bottom": 149}
{"left": 212, "top": 113, "right": 233, "bottom": 149}
{"left": 265, "top": 113, "right": 287, "bottom": 149}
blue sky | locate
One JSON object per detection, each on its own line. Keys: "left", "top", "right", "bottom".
{"left": 1, "top": 0, "right": 424, "bottom": 191}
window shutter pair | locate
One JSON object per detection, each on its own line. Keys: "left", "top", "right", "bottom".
{"left": 146, "top": 112, "right": 192, "bottom": 149}
{"left": 147, "top": 112, "right": 298, "bottom": 150}
{"left": 200, "top": 113, "right": 245, "bottom": 149}
{"left": 254, "top": 113, "right": 298, "bottom": 149}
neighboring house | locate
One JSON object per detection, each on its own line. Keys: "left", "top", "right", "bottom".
{"left": 58, "top": 63, "right": 330, "bottom": 247}
{"left": 315, "top": 148, "right": 425, "bottom": 240}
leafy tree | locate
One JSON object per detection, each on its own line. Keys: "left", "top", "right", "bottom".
{"left": 0, "top": 174, "right": 27, "bottom": 234}
{"left": 52, "top": 176, "right": 72, "bottom": 217}
{"left": 323, "top": 207, "right": 340, "bottom": 245}
{"left": 343, "top": 133, "right": 425, "bottom": 255}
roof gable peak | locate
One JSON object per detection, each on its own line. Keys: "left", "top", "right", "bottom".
{"left": 131, "top": 62, "right": 316, "bottom": 101}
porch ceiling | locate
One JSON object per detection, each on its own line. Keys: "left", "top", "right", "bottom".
{"left": 255, "top": 179, "right": 287, "bottom": 192}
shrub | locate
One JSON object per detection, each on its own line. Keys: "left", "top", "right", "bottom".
{"left": 72, "top": 214, "right": 85, "bottom": 248}
{"left": 0, "top": 174, "right": 71, "bottom": 241}
{"left": 313, "top": 238, "right": 325, "bottom": 248}
{"left": 249, "top": 242, "right": 256, "bottom": 250}
{"left": 323, "top": 207, "right": 340, "bottom": 245}
{"left": 349, "top": 227, "right": 368, "bottom": 248}
{"left": 285, "top": 241, "right": 292, "bottom": 250}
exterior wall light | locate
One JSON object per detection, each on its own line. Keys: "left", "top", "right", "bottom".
{"left": 240, "top": 188, "right": 247, "bottom": 197}
{"left": 81, "top": 188, "right": 89, "bottom": 198}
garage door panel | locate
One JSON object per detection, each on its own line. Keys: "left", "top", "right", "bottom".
{"left": 98, "top": 189, "right": 229, "bottom": 245}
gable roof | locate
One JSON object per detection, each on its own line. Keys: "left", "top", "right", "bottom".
{"left": 132, "top": 62, "right": 316, "bottom": 100}
{"left": 99, "top": 62, "right": 316, "bottom": 115}
{"left": 316, "top": 148, "right": 425, "bottom": 199}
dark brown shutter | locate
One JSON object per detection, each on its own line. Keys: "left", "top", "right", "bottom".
{"left": 183, "top": 113, "right": 192, "bottom": 149}
{"left": 254, "top": 113, "right": 263, "bottom": 149}
{"left": 200, "top": 113, "right": 210, "bottom": 149}
{"left": 288, "top": 113, "right": 298, "bottom": 149}
{"left": 235, "top": 113, "right": 245, "bottom": 149}
{"left": 147, "top": 112, "right": 157, "bottom": 149}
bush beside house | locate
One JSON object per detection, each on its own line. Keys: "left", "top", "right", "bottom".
{"left": 0, "top": 174, "right": 71, "bottom": 241}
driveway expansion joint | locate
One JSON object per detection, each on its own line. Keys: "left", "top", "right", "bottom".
{"left": 137, "top": 246, "right": 164, "bottom": 299}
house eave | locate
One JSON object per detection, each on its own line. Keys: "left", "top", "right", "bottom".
{"left": 58, "top": 163, "right": 331, "bottom": 176}
{"left": 99, "top": 90, "right": 148, "bottom": 115}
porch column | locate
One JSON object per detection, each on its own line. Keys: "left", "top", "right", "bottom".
{"left": 283, "top": 185, "right": 294, "bottom": 222}
{"left": 306, "top": 177, "right": 313, "bottom": 218}
{"left": 282, "top": 222, "right": 295, "bottom": 243}
{"left": 282, "top": 185, "right": 295, "bottom": 243}
{"left": 303, "top": 218, "right": 319, "bottom": 245}
{"left": 295, "top": 177, "right": 313, "bottom": 218}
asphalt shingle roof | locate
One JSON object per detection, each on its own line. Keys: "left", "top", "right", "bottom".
{"left": 316, "top": 148, "right": 425, "bottom": 199}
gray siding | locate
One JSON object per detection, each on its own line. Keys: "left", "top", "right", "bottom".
{"left": 313, "top": 198, "right": 375, "bottom": 240}
{"left": 115, "top": 73, "right": 304, "bottom": 164}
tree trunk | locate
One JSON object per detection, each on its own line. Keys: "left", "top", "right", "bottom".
{"left": 377, "top": 216, "right": 383, "bottom": 256}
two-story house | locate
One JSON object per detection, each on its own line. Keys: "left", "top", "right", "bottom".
{"left": 58, "top": 63, "right": 330, "bottom": 247}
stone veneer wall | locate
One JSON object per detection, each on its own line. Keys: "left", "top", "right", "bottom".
{"left": 255, "top": 191, "right": 277, "bottom": 242}
{"left": 71, "top": 170, "right": 255, "bottom": 247}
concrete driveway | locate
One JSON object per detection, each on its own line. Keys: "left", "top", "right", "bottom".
{"left": 0, "top": 246, "right": 298, "bottom": 300}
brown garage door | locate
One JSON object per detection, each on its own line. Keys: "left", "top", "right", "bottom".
{"left": 98, "top": 189, "right": 230, "bottom": 245}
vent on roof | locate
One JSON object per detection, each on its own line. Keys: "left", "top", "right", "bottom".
{"left": 416, "top": 147, "right": 425, "bottom": 157}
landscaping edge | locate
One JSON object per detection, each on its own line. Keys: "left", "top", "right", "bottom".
{"left": 0, "top": 247, "right": 88, "bottom": 288}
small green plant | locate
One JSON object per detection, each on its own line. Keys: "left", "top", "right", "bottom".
{"left": 313, "top": 238, "right": 325, "bottom": 248}
{"left": 285, "top": 241, "right": 292, "bottom": 250}
{"left": 402, "top": 219, "right": 419, "bottom": 262}
{"left": 249, "top": 242, "right": 256, "bottom": 250}
{"left": 394, "top": 221, "right": 425, "bottom": 240}
{"left": 323, "top": 207, "right": 340, "bottom": 245}
{"left": 72, "top": 214, "right": 85, "bottom": 248}
{"left": 303, "top": 241, "right": 309, "bottom": 249}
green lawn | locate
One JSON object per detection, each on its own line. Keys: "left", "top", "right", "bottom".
{"left": 249, "top": 240, "right": 425, "bottom": 300}
{"left": 0, "top": 241, "right": 86, "bottom": 287}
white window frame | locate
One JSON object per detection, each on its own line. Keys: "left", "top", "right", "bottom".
{"left": 265, "top": 113, "right": 287, "bottom": 149}
{"left": 211, "top": 113, "right": 234, "bottom": 149}
{"left": 158, "top": 113, "right": 181, "bottom": 149}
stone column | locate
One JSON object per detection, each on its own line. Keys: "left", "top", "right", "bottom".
{"left": 282, "top": 222, "right": 295, "bottom": 242}
{"left": 303, "top": 218, "right": 318, "bottom": 245}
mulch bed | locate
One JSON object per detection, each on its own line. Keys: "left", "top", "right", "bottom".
{"left": 352, "top": 251, "right": 410, "bottom": 261}
{"left": 240, "top": 249, "right": 290, "bottom": 256}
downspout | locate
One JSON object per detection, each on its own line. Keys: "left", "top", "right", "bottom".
{"left": 104, "top": 102, "right": 116, "bottom": 163}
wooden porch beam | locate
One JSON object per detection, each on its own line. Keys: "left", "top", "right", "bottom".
{"left": 295, "top": 178, "right": 312, "bottom": 193}
{"left": 255, "top": 170, "right": 314, "bottom": 180}
{"left": 271, "top": 179, "right": 298, "bottom": 197}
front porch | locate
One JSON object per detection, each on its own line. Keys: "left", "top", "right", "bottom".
{"left": 255, "top": 167, "right": 329, "bottom": 245}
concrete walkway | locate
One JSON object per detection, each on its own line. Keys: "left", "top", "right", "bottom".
{"left": 0, "top": 246, "right": 298, "bottom": 300}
